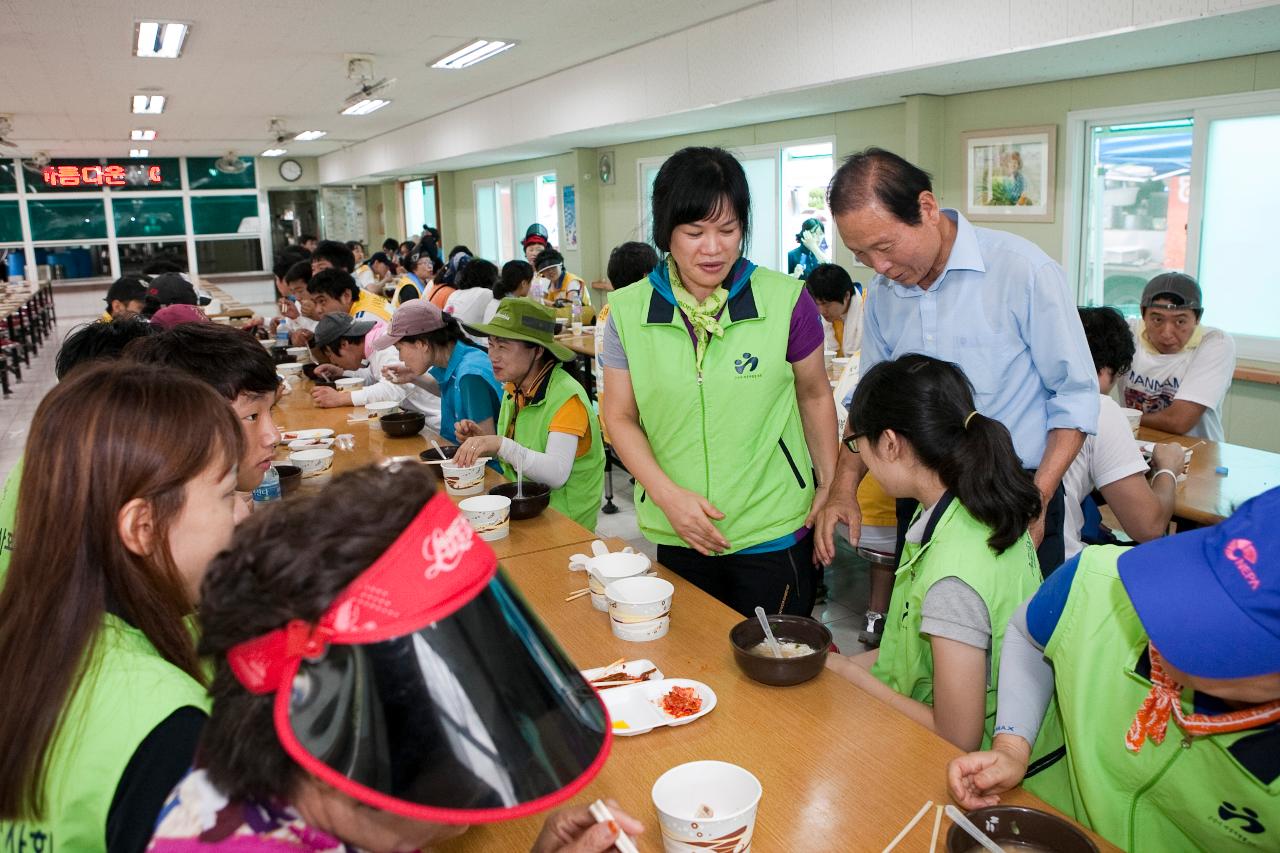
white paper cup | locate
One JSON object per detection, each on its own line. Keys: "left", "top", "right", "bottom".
{"left": 610, "top": 614, "right": 670, "bottom": 642}
{"left": 276, "top": 362, "right": 304, "bottom": 377}
{"left": 288, "top": 448, "right": 334, "bottom": 477}
{"left": 1123, "top": 408, "right": 1143, "bottom": 436}
{"left": 335, "top": 377, "right": 364, "bottom": 392}
{"left": 607, "top": 576, "right": 674, "bottom": 624}
{"left": 459, "top": 494, "right": 511, "bottom": 541}
{"left": 572, "top": 321, "right": 584, "bottom": 335}
{"left": 364, "top": 401, "right": 400, "bottom": 418}
{"left": 585, "top": 552, "right": 652, "bottom": 594}
{"left": 652, "top": 761, "right": 762, "bottom": 853}
{"left": 441, "top": 462, "right": 485, "bottom": 496}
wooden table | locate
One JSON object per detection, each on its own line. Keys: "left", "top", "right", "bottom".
{"left": 556, "top": 332, "right": 596, "bottom": 358}
{"left": 447, "top": 539, "right": 1116, "bottom": 853}
{"left": 1137, "top": 427, "right": 1280, "bottom": 526}
{"left": 270, "top": 378, "right": 597, "bottom": 560}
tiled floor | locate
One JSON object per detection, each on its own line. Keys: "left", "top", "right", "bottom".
{"left": 0, "top": 320, "right": 65, "bottom": 487}
{"left": 1, "top": 319, "right": 878, "bottom": 655}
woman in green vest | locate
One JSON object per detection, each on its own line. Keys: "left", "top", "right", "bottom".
{"left": 949, "top": 488, "right": 1280, "bottom": 852}
{"left": 454, "top": 297, "right": 605, "bottom": 531}
{"left": 600, "top": 146, "right": 838, "bottom": 618}
{"left": 824, "top": 354, "right": 1044, "bottom": 751}
{"left": 0, "top": 362, "right": 246, "bottom": 853}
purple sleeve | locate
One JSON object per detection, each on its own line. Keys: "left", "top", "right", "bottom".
{"left": 786, "top": 288, "right": 825, "bottom": 363}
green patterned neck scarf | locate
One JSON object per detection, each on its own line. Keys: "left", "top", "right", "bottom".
{"left": 668, "top": 258, "right": 727, "bottom": 373}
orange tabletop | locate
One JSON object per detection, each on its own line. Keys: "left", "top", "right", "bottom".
{"left": 1137, "top": 427, "right": 1280, "bottom": 526}
{"left": 444, "top": 539, "right": 1117, "bottom": 853}
{"left": 270, "top": 377, "right": 597, "bottom": 559}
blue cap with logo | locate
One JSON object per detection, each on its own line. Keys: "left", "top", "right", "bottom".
{"left": 1119, "top": 486, "right": 1280, "bottom": 679}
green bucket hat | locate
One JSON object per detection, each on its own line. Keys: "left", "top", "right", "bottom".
{"left": 465, "top": 297, "right": 575, "bottom": 362}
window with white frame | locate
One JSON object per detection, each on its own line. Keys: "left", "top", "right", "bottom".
{"left": 402, "top": 177, "right": 438, "bottom": 238}
{"left": 637, "top": 140, "right": 835, "bottom": 274}
{"left": 473, "top": 172, "right": 557, "bottom": 263}
{"left": 1067, "top": 91, "right": 1280, "bottom": 361}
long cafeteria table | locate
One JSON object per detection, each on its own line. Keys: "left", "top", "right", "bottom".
{"left": 1137, "top": 426, "right": 1280, "bottom": 526}
{"left": 449, "top": 537, "right": 1117, "bottom": 852}
{"left": 269, "top": 375, "right": 1114, "bottom": 852}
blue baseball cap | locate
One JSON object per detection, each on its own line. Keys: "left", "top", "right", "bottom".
{"left": 1119, "top": 486, "right": 1280, "bottom": 679}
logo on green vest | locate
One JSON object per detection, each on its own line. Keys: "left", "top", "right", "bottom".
{"left": 1218, "top": 802, "right": 1265, "bottom": 835}
{"left": 734, "top": 352, "right": 759, "bottom": 374}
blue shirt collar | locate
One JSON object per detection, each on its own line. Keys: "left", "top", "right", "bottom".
{"left": 884, "top": 209, "right": 986, "bottom": 296}
{"left": 429, "top": 340, "right": 473, "bottom": 384}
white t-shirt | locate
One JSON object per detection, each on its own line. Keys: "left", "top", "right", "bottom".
{"left": 285, "top": 313, "right": 317, "bottom": 334}
{"left": 820, "top": 291, "right": 865, "bottom": 358}
{"left": 445, "top": 289, "right": 498, "bottom": 345}
{"left": 1061, "top": 394, "right": 1151, "bottom": 559}
{"left": 1118, "top": 318, "right": 1235, "bottom": 441}
{"left": 482, "top": 299, "right": 502, "bottom": 325}
{"left": 349, "top": 345, "right": 408, "bottom": 407}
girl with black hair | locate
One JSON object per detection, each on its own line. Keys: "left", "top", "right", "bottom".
{"left": 825, "top": 353, "right": 1044, "bottom": 751}
{"left": 491, "top": 261, "right": 533, "bottom": 321}
{"left": 787, "top": 217, "right": 829, "bottom": 280}
{"left": 600, "top": 146, "right": 837, "bottom": 618}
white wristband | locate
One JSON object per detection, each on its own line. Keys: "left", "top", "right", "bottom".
{"left": 1151, "top": 468, "right": 1178, "bottom": 486}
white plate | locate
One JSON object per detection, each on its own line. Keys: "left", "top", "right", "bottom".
{"left": 280, "top": 428, "right": 335, "bottom": 444}
{"left": 600, "top": 678, "right": 716, "bottom": 736}
{"left": 288, "top": 437, "right": 335, "bottom": 450}
{"left": 1135, "top": 440, "right": 1193, "bottom": 478}
{"left": 580, "top": 658, "right": 664, "bottom": 689}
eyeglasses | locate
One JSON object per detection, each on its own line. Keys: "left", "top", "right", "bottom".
{"left": 842, "top": 432, "right": 865, "bottom": 454}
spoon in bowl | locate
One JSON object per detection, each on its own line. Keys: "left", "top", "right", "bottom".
{"left": 755, "top": 606, "right": 782, "bottom": 658}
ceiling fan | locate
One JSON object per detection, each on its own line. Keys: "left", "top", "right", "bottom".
{"left": 215, "top": 150, "right": 249, "bottom": 174}
{"left": 268, "top": 117, "right": 294, "bottom": 146}
{"left": 0, "top": 116, "right": 19, "bottom": 149}
{"left": 342, "top": 55, "right": 395, "bottom": 111}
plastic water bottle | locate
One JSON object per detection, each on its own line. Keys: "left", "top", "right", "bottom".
{"left": 252, "top": 466, "right": 281, "bottom": 505}
{"left": 570, "top": 291, "right": 583, "bottom": 333}
{"left": 275, "top": 322, "right": 289, "bottom": 346}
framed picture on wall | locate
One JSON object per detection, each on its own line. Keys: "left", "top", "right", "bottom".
{"left": 961, "top": 125, "right": 1056, "bottom": 223}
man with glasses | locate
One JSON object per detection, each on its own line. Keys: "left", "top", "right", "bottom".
{"left": 534, "top": 249, "right": 590, "bottom": 308}
{"left": 816, "top": 148, "right": 1097, "bottom": 578}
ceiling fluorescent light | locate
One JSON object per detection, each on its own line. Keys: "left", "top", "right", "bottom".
{"left": 131, "top": 94, "right": 166, "bottom": 114}
{"left": 294, "top": 130, "right": 327, "bottom": 141}
{"left": 131, "top": 129, "right": 157, "bottom": 141}
{"left": 431, "top": 38, "right": 516, "bottom": 70}
{"left": 135, "top": 21, "right": 189, "bottom": 58}
{"left": 340, "top": 98, "right": 391, "bottom": 116}
{"left": 130, "top": 148, "right": 149, "bottom": 157}
{"left": 261, "top": 148, "right": 287, "bottom": 157}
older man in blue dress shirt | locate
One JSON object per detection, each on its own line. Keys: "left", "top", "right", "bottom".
{"left": 814, "top": 148, "right": 1098, "bottom": 577}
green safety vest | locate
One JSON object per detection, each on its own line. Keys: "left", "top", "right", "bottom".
{"left": 870, "top": 496, "right": 1045, "bottom": 749}
{"left": 0, "top": 614, "right": 210, "bottom": 852}
{"left": 1041, "top": 545, "right": 1280, "bottom": 852}
{"left": 0, "top": 456, "right": 20, "bottom": 585}
{"left": 609, "top": 268, "right": 814, "bottom": 551}
{"left": 497, "top": 367, "right": 604, "bottom": 531}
